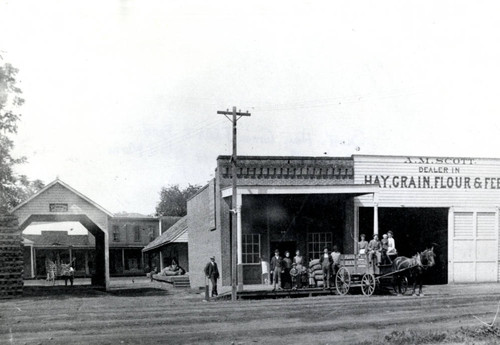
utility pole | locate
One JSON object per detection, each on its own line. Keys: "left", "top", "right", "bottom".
{"left": 217, "top": 106, "right": 251, "bottom": 301}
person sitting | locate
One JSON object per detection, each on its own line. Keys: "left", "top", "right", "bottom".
{"left": 387, "top": 231, "right": 397, "bottom": 261}
{"left": 380, "top": 234, "right": 390, "bottom": 265}
{"left": 358, "top": 234, "right": 368, "bottom": 257}
{"left": 368, "top": 234, "right": 382, "bottom": 266}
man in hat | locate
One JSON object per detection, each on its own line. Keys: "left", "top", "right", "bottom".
{"left": 319, "top": 247, "right": 333, "bottom": 289}
{"left": 368, "top": 234, "right": 382, "bottom": 266}
{"left": 204, "top": 256, "right": 219, "bottom": 297}
{"left": 270, "top": 249, "right": 283, "bottom": 291}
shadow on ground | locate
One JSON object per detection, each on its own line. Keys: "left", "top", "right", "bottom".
{"left": 22, "top": 286, "right": 171, "bottom": 298}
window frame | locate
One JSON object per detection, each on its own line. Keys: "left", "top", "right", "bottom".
{"left": 307, "top": 232, "right": 333, "bottom": 259}
{"left": 133, "top": 225, "right": 141, "bottom": 242}
{"left": 242, "top": 234, "right": 260, "bottom": 265}
{"left": 112, "top": 225, "right": 120, "bottom": 242}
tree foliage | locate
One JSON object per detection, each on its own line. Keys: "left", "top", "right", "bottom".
{"left": 0, "top": 60, "right": 44, "bottom": 213}
{"left": 155, "top": 184, "right": 202, "bottom": 217}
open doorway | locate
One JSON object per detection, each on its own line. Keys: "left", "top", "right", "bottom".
{"left": 359, "top": 207, "right": 448, "bottom": 284}
{"left": 270, "top": 241, "right": 297, "bottom": 259}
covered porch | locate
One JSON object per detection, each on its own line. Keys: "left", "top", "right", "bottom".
{"left": 221, "top": 184, "right": 379, "bottom": 286}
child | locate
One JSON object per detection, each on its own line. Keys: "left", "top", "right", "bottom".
{"left": 289, "top": 263, "right": 299, "bottom": 290}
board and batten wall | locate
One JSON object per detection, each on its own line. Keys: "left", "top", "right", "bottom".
{"left": 353, "top": 155, "right": 500, "bottom": 283}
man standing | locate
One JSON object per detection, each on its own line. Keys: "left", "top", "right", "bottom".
{"left": 282, "top": 251, "right": 293, "bottom": 289}
{"left": 319, "top": 247, "right": 333, "bottom": 289}
{"left": 270, "top": 249, "right": 283, "bottom": 291}
{"left": 331, "top": 245, "right": 341, "bottom": 277}
{"left": 204, "top": 256, "right": 219, "bottom": 297}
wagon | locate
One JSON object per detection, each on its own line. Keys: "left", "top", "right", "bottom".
{"left": 334, "top": 254, "right": 408, "bottom": 296}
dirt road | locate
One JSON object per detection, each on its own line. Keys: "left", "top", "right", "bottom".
{"left": 1, "top": 282, "right": 500, "bottom": 345}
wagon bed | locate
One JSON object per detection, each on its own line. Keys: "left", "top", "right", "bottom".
{"left": 335, "top": 254, "right": 408, "bottom": 296}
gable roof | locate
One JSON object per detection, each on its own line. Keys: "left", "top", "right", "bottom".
{"left": 10, "top": 179, "right": 114, "bottom": 217}
{"left": 142, "top": 216, "right": 187, "bottom": 252}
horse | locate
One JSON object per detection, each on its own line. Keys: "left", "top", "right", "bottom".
{"left": 392, "top": 247, "right": 435, "bottom": 296}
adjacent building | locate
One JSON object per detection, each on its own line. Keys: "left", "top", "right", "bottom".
{"left": 12, "top": 179, "right": 162, "bottom": 286}
{"left": 142, "top": 216, "right": 189, "bottom": 273}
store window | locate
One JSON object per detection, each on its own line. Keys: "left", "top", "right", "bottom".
{"left": 307, "top": 232, "right": 332, "bottom": 259}
{"left": 242, "top": 234, "right": 260, "bottom": 264}
{"left": 134, "top": 226, "right": 141, "bottom": 242}
{"left": 112, "top": 225, "right": 120, "bottom": 242}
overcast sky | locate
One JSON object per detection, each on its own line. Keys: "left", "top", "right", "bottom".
{"left": 1, "top": 0, "right": 500, "bottom": 215}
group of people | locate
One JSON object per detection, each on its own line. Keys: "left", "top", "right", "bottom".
{"left": 270, "top": 249, "right": 303, "bottom": 290}
{"left": 270, "top": 246, "right": 342, "bottom": 291}
{"left": 203, "top": 232, "right": 397, "bottom": 297}
{"left": 358, "top": 231, "right": 397, "bottom": 265}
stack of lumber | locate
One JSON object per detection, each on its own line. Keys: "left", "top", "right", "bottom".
{"left": 0, "top": 215, "right": 23, "bottom": 299}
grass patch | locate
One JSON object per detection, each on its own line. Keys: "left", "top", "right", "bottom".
{"left": 355, "top": 325, "right": 500, "bottom": 345}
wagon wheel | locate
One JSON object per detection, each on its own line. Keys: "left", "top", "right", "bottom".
{"left": 361, "top": 273, "right": 376, "bottom": 296}
{"left": 400, "top": 276, "right": 408, "bottom": 295}
{"left": 335, "top": 267, "right": 350, "bottom": 295}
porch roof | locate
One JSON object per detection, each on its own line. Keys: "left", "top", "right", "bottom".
{"left": 142, "top": 216, "right": 187, "bottom": 253}
{"left": 221, "top": 183, "right": 380, "bottom": 198}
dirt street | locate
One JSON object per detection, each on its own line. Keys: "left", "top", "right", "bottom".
{"left": 1, "top": 282, "right": 500, "bottom": 345}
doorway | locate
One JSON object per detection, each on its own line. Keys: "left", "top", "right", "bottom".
{"left": 359, "top": 207, "right": 448, "bottom": 284}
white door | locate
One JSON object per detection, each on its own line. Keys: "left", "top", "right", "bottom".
{"left": 450, "top": 210, "right": 498, "bottom": 282}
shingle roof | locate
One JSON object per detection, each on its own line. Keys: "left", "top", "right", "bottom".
{"left": 142, "top": 216, "right": 187, "bottom": 252}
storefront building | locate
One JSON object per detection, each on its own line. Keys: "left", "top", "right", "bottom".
{"left": 187, "top": 155, "right": 500, "bottom": 290}
{"left": 354, "top": 155, "right": 500, "bottom": 284}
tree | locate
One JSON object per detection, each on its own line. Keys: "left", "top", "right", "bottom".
{"left": 155, "top": 184, "right": 202, "bottom": 217}
{"left": 0, "top": 59, "right": 44, "bottom": 212}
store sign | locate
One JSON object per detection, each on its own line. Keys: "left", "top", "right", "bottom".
{"left": 364, "top": 157, "right": 500, "bottom": 190}
{"left": 49, "top": 203, "right": 68, "bottom": 212}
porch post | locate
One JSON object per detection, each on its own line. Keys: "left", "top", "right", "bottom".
{"left": 237, "top": 193, "right": 243, "bottom": 291}
{"left": 354, "top": 205, "right": 359, "bottom": 254}
{"left": 121, "top": 248, "right": 125, "bottom": 274}
{"left": 31, "top": 246, "right": 35, "bottom": 278}
{"left": 85, "top": 251, "right": 89, "bottom": 275}
{"left": 159, "top": 251, "right": 164, "bottom": 271}
{"left": 373, "top": 203, "right": 379, "bottom": 235}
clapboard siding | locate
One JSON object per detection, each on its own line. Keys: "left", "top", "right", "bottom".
{"left": 14, "top": 183, "right": 109, "bottom": 233}
{"left": 354, "top": 155, "right": 500, "bottom": 208}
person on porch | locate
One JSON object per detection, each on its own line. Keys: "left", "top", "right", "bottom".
{"left": 319, "top": 247, "right": 333, "bottom": 289}
{"left": 270, "top": 249, "right": 283, "bottom": 291}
